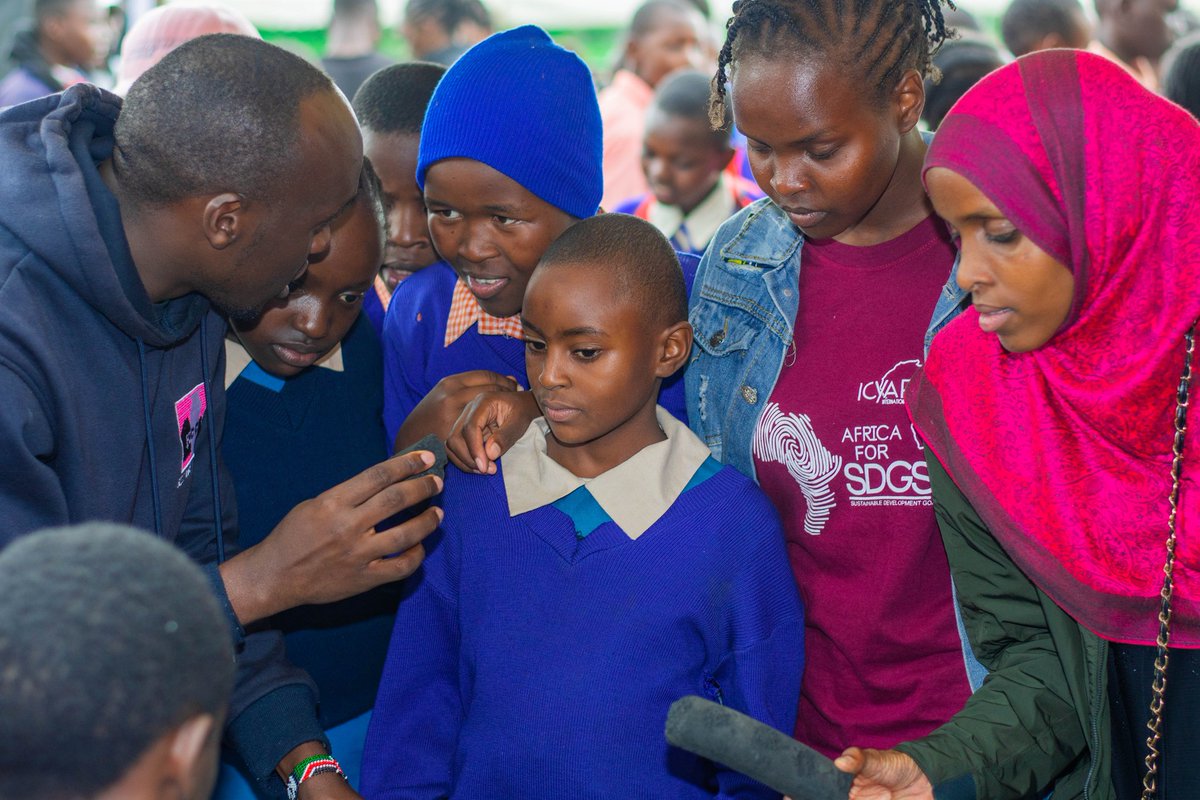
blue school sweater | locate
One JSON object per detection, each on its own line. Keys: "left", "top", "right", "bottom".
{"left": 223, "top": 314, "right": 396, "bottom": 728}
{"left": 362, "top": 284, "right": 386, "bottom": 338}
{"left": 360, "top": 460, "right": 805, "bottom": 800}
{"left": 381, "top": 257, "right": 699, "bottom": 444}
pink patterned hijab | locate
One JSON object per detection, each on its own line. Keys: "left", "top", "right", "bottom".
{"left": 909, "top": 50, "right": 1200, "bottom": 646}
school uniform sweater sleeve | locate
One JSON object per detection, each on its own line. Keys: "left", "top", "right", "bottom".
{"left": 359, "top": 525, "right": 462, "bottom": 800}
{"left": 709, "top": 477, "right": 806, "bottom": 799}
{"left": 381, "top": 264, "right": 447, "bottom": 446}
{"left": 894, "top": 455, "right": 1091, "bottom": 800}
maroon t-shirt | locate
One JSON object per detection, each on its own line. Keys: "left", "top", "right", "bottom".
{"left": 752, "top": 216, "right": 971, "bottom": 757}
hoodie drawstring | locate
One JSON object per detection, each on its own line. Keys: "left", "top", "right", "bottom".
{"left": 137, "top": 338, "right": 164, "bottom": 537}
{"left": 200, "top": 315, "right": 227, "bottom": 563}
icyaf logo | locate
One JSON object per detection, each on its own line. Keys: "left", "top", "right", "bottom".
{"left": 857, "top": 359, "right": 921, "bottom": 405}
{"left": 174, "top": 383, "right": 207, "bottom": 475}
{"left": 753, "top": 402, "right": 841, "bottom": 535}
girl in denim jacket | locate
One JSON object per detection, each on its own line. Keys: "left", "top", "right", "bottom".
{"left": 686, "top": 0, "right": 975, "bottom": 765}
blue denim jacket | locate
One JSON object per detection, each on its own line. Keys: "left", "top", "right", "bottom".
{"left": 685, "top": 198, "right": 967, "bottom": 479}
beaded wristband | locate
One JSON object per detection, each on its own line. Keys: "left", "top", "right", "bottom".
{"left": 285, "top": 755, "right": 346, "bottom": 800}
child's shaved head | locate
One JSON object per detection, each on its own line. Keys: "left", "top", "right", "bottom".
{"left": 352, "top": 61, "right": 446, "bottom": 135}
{"left": 536, "top": 214, "right": 688, "bottom": 330}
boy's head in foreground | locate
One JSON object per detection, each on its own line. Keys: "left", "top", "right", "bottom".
{"left": 521, "top": 214, "right": 692, "bottom": 478}
{"left": 353, "top": 61, "right": 447, "bottom": 290}
{"left": 416, "top": 25, "right": 603, "bottom": 319}
{"left": 0, "top": 523, "right": 234, "bottom": 800}
{"left": 642, "top": 68, "right": 734, "bottom": 215}
{"left": 230, "top": 161, "right": 385, "bottom": 377}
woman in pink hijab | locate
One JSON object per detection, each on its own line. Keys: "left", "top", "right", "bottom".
{"left": 834, "top": 50, "right": 1200, "bottom": 800}
{"left": 114, "top": 2, "right": 258, "bottom": 94}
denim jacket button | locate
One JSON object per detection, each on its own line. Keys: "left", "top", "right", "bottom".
{"left": 783, "top": 288, "right": 793, "bottom": 298}
{"left": 709, "top": 330, "right": 726, "bottom": 348}
{"left": 741, "top": 385, "right": 758, "bottom": 404}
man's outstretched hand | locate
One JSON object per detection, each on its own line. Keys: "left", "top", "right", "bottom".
{"left": 220, "top": 449, "right": 444, "bottom": 625}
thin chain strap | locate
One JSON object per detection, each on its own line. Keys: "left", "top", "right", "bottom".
{"left": 1141, "top": 321, "right": 1196, "bottom": 800}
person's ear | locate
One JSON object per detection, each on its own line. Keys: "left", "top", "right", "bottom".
{"left": 892, "top": 69, "right": 925, "bottom": 134}
{"left": 166, "top": 713, "right": 219, "bottom": 800}
{"left": 202, "top": 193, "right": 247, "bottom": 250}
{"left": 656, "top": 320, "right": 694, "bottom": 378}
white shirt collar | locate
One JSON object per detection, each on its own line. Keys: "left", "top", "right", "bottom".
{"left": 502, "top": 407, "right": 712, "bottom": 540}
{"left": 223, "top": 338, "right": 344, "bottom": 390}
{"left": 646, "top": 172, "right": 737, "bottom": 253}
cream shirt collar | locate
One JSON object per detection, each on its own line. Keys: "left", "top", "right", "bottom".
{"left": 223, "top": 338, "right": 344, "bottom": 390}
{"left": 502, "top": 407, "right": 712, "bottom": 540}
{"left": 646, "top": 172, "right": 735, "bottom": 252}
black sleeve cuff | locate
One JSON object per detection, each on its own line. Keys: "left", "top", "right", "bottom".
{"left": 224, "top": 684, "right": 329, "bottom": 789}
{"left": 201, "top": 561, "right": 246, "bottom": 648}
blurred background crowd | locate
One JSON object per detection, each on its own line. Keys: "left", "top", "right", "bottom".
{"left": 3, "top": 0, "right": 1198, "bottom": 121}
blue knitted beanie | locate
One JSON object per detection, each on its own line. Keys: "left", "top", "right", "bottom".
{"left": 417, "top": 25, "right": 603, "bottom": 220}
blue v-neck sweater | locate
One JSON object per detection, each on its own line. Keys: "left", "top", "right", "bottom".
{"left": 223, "top": 315, "right": 394, "bottom": 728}
{"left": 360, "top": 461, "right": 805, "bottom": 799}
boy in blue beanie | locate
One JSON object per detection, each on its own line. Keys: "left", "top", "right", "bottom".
{"left": 381, "top": 25, "right": 693, "bottom": 454}
{"left": 362, "top": 214, "right": 803, "bottom": 799}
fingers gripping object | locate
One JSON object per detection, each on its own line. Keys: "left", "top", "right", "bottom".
{"left": 394, "top": 433, "right": 448, "bottom": 481}
{"left": 665, "top": 696, "right": 853, "bottom": 800}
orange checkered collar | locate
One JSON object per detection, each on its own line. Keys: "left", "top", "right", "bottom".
{"left": 444, "top": 279, "right": 524, "bottom": 347}
{"left": 373, "top": 275, "right": 392, "bottom": 313}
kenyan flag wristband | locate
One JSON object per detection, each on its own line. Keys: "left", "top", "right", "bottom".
{"left": 285, "top": 754, "right": 346, "bottom": 800}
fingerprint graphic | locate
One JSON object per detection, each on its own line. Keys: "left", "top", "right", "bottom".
{"left": 753, "top": 402, "right": 841, "bottom": 535}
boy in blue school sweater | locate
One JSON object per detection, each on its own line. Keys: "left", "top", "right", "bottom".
{"left": 381, "top": 25, "right": 693, "bottom": 455}
{"left": 361, "top": 214, "right": 804, "bottom": 800}
{"left": 217, "top": 162, "right": 392, "bottom": 796}
{"left": 352, "top": 62, "right": 446, "bottom": 337}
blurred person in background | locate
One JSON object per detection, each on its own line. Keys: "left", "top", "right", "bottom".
{"left": 400, "top": 0, "right": 491, "bottom": 65}
{"left": 321, "top": 0, "right": 393, "bottom": 101}
{"left": 113, "top": 1, "right": 258, "bottom": 94}
{"left": 1091, "top": 0, "right": 1180, "bottom": 89}
{"left": 613, "top": 69, "right": 762, "bottom": 256}
{"left": 0, "top": 0, "right": 109, "bottom": 108}
{"left": 0, "top": 0, "right": 34, "bottom": 82}
{"left": 944, "top": 5, "right": 984, "bottom": 30}
{"left": 922, "top": 33, "right": 1006, "bottom": 129}
{"left": 1163, "top": 28, "right": 1200, "bottom": 115}
{"left": 599, "top": 0, "right": 707, "bottom": 210}
{"left": 1002, "top": 0, "right": 1092, "bottom": 56}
